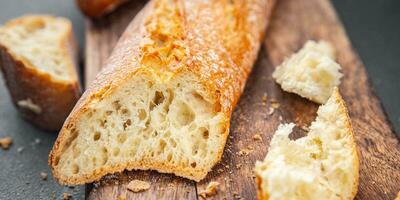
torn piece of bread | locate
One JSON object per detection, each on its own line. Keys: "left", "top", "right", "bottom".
{"left": 0, "top": 15, "right": 81, "bottom": 131}
{"left": 76, "top": 0, "right": 129, "bottom": 18}
{"left": 255, "top": 88, "right": 359, "bottom": 200}
{"left": 272, "top": 40, "right": 342, "bottom": 104}
{"left": 49, "top": 0, "right": 276, "bottom": 185}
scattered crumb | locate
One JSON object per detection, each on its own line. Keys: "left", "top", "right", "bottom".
{"left": 17, "top": 146, "right": 24, "bottom": 153}
{"left": 34, "top": 138, "right": 41, "bottom": 144}
{"left": 301, "top": 125, "right": 310, "bottom": 131}
{"left": 118, "top": 193, "right": 127, "bottom": 200}
{"left": 253, "top": 134, "right": 262, "bottom": 141}
{"left": 261, "top": 93, "right": 268, "bottom": 105}
{"left": 238, "top": 147, "right": 253, "bottom": 156}
{"left": 279, "top": 116, "right": 283, "bottom": 121}
{"left": 199, "top": 181, "right": 220, "bottom": 199}
{"left": 63, "top": 192, "right": 71, "bottom": 200}
{"left": 271, "top": 102, "right": 280, "bottom": 109}
{"left": 40, "top": 172, "right": 48, "bottom": 180}
{"left": 267, "top": 107, "right": 275, "bottom": 115}
{"left": 0, "top": 136, "right": 12, "bottom": 150}
{"left": 126, "top": 179, "right": 150, "bottom": 193}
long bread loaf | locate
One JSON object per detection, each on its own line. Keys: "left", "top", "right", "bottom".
{"left": 50, "top": 0, "right": 275, "bottom": 185}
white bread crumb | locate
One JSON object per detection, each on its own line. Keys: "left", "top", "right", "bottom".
{"left": 272, "top": 40, "right": 342, "bottom": 104}
{"left": 255, "top": 88, "right": 358, "bottom": 200}
{"left": 199, "top": 181, "right": 220, "bottom": 199}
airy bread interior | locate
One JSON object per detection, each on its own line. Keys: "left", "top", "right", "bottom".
{"left": 53, "top": 72, "right": 226, "bottom": 182}
{"left": 0, "top": 15, "right": 74, "bottom": 81}
{"left": 272, "top": 40, "right": 342, "bottom": 104}
{"left": 255, "top": 89, "right": 358, "bottom": 200}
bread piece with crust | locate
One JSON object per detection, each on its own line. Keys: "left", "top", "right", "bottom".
{"left": 49, "top": 0, "right": 275, "bottom": 185}
{"left": 76, "top": 0, "right": 128, "bottom": 18}
{"left": 255, "top": 88, "right": 359, "bottom": 200}
{"left": 0, "top": 15, "right": 81, "bottom": 131}
{"left": 272, "top": 40, "right": 342, "bottom": 104}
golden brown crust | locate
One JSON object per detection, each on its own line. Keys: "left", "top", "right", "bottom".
{"left": 0, "top": 16, "right": 81, "bottom": 131}
{"left": 76, "top": 0, "right": 128, "bottom": 18}
{"left": 333, "top": 88, "right": 360, "bottom": 200}
{"left": 50, "top": 0, "right": 275, "bottom": 184}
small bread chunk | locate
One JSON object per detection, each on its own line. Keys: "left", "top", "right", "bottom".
{"left": 0, "top": 136, "right": 13, "bottom": 150}
{"left": 0, "top": 15, "right": 81, "bottom": 131}
{"left": 255, "top": 88, "right": 359, "bottom": 200}
{"left": 126, "top": 179, "right": 150, "bottom": 193}
{"left": 199, "top": 181, "right": 220, "bottom": 199}
{"left": 272, "top": 40, "right": 342, "bottom": 104}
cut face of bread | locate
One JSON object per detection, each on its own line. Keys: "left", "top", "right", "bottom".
{"left": 0, "top": 15, "right": 76, "bottom": 82}
{"left": 255, "top": 88, "right": 359, "bottom": 200}
{"left": 53, "top": 72, "right": 226, "bottom": 182}
{"left": 0, "top": 15, "right": 81, "bottom": 131}
{"left": 272, "top": 40, "right": 342, "bottom": 104}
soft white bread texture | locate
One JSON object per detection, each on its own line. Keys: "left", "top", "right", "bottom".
{"left": 0, "top": 15, "right": 81, "bottom": 131}
{"left": 49, "top": 0, "right": 275, "bottom": 184}
{"left": 272, "top": 40, "right": 342, "bottom": 104}
{"left": 255, "top": 88, "right": 359, "bottom": 200}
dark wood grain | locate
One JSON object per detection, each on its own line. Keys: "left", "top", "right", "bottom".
{"left": 85, "top": 0, "right": 400, "bottom": 199}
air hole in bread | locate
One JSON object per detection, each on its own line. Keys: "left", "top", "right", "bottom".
{"left": 93, "top": 132, "right": 101, "bottom": 141}
{"left": 101, "top": 147, "right": 108, "bottom": 165}
{"left": 190, "top": 162, "right": 197, "bottom": 168}
{"left": 117, "top": 133, "right": 127, "bottom": 144}
{"left": 113, "top": 148, "right": 120, "bottom": 157}
{"left": 123, "top": 119, "right": 132, "bottom": 130}
{"left": 169, "top": 138, "right": 177, "bottom": 148}
{"left": 112, "top": 100, "right": 122, "bottom": 111}
{"left": 159, "top": 139, "right": 166, "bottom": 152}
{"left": 199, "top": 127, "right": 209, "bottom": 139}
{"left": 138, "top": 109, "right": 146, "bottom": 120}
{"left": 192, "top": 142, "right": 199, "bottom": 155}
{"left": 167, "top": 153, "right": 173, "bottom": 162}
{"left": 72, "top": 164, "right": 79, "bottom": 174}
{"left": 175, "top": 102, "right": 195, "bottom": 127}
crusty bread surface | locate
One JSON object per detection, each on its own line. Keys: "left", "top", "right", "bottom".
{"left": 0, "top": 15, "right": 81, "bottom": 131}
{"left": 272, "top": 40, "right": 342, "bottom": 104}
{"left": 255, "top": 88, "right": 359, "bottom": 200}
{"left": 49, "top": 0, "right": 275, "bottom": 185}
{"left": 76, "top": 0, "right": 128, "bottom": 18}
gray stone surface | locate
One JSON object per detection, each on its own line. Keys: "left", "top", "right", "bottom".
{"left": 0, "top": 0, "right": 399, "bottom": 199}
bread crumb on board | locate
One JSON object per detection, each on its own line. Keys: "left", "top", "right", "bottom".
{"left": 253, "top": 134, "right": 262, "bottom": 141}
{"left": 63, "top": 192, "right": 71, "bottom": 200}
{"left": 199, "top": 181, "right": 220, "bottom": 199}
{"left": 126, "top": 179, "right": 151, "bottom": 193}
{"left": 0, "top": 136, "right": 12, "bottom": 150}
{"left": 40, "top": 172, "right": 48, "bottom": 180}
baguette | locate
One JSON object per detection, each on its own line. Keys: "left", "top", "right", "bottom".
{"left": 255, "top": 88, "right": 359, "bottom": 200}
{"left": 0, "top": 15, "right": 81, "bottom": 131}
{"left": 76, "top": 0, "right": 128, "bottom": 18}
{"left": 272, "top": 40, "right": 342, "bottom": 104}
{"left": 49, "top": 0, "right": 275, "bottom": 185}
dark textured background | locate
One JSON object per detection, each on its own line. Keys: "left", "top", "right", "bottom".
{"left": 0, "top": 0, "right": 399, "bottom": 199}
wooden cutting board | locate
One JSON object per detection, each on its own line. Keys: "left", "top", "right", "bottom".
{"left": 84, "top": 0, "right": 400, "bottom": 199}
